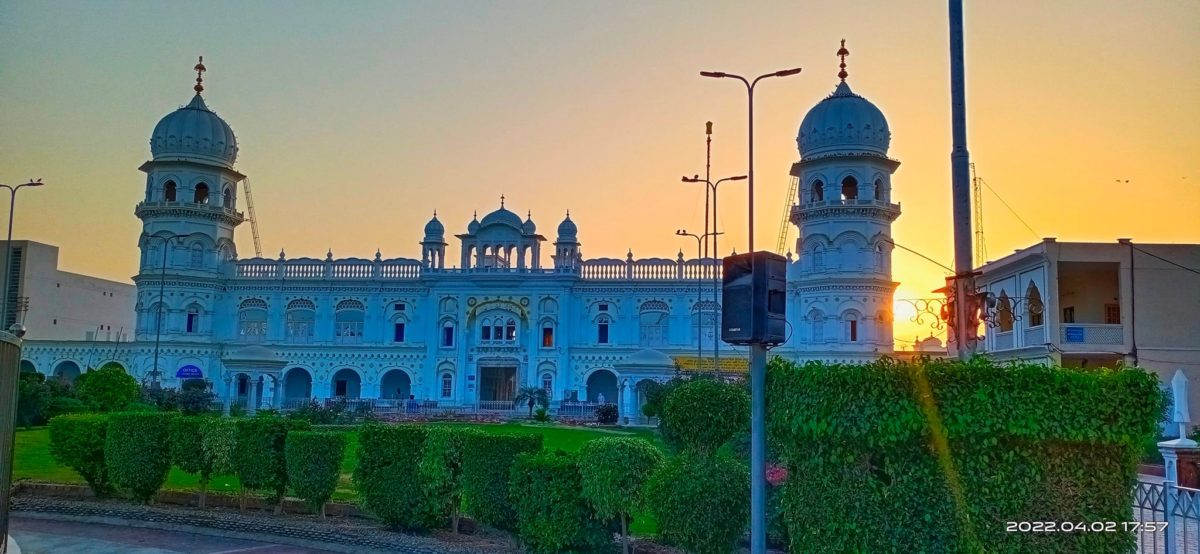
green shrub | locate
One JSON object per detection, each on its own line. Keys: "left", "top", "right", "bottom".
{"left": 595, "top": 403, "right": 618, "bottom": 424}
{"left": 579, "top": 437, "right": 664, "bottom": 553}
{"left": 123, "top": 401, "right": 157, "bottom": 412}
{"left": 17, "top": 372, "right": 50, "bottom": 427}
{"left": 169, "top": 415, "right": 215, "bottom": 506}
{"left": 767, "top": 357, "right": 1164, "bottom": 553}
{"left": 646, "top": 453, "right": 749, "bottom": 554}
{"left": 48, "top": 414, "right": 112, "bottom": 496}
{"left": 353, "top": 424, "right": 430, "bottom": 529}
{"left": 44, "top": 396, "right": 86, "bottom": 420}
{"left": 105, "top": 412, "right": 175, "bottom": 502}
{"left": 232, "top": 416, "right": 311, "bottom": 509}
{"left": 419, "top": 426, "right": 483, "bottom": 532}
{"left": 76, "top": 365, "right": 140, "bottom": 412}
{"left": 462, "top": 432, "right": 543, "bottom": 530}
{"left": 201, "top": 417, "right": 238, "bottom": 476}
{"left": 660, "top": 377, "right": 749, "bottom": 454}
{"left": 178, "top": 387, "right": 216, "bottom": 414}
{"left": 509, "top": 450, "right": 612, "bottom": 554}
{"left": 286, "top": 431, "right": 347, "bottom": 518}
{"left": 533, "top": 406, "right": 550, "bottom": 422}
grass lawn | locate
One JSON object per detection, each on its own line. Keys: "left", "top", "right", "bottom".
{"left": 13, "top": 421, "right": 663, "bottom": 533}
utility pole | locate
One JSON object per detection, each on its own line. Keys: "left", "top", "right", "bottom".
{"left": 949, "top": 0, "right": 976, "bottom": 360}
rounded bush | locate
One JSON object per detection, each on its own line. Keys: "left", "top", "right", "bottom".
{"left": 353, "top": 424, "right": 430, "bottom": 530}
{"left": 461, "top": 432, "right": 544, "bottom": 530}
{"left": 510, "top": 449, "right": 611, "bottom": 554}
{"left": 646, "top": 453, "right": 749, "bottom": 554}
{"left": 105, "top": 412, "right": 176, "bottom": 502}
{"left": 232, "top": 416, "right": 311, "bottom": 503}
{"left": 595, "top": 403, "right": 618, "bottom": 424}
{"left": 286, "top": 431, "right": 347, "bottom": 517}
{"left": 201, "top": 417, "right": 238, "bottom": 476}
{"left": 419, "top": 426, "right": 483, "bottom": 530}
{"left": 48, "top": 413, "right": 112, "bottom": 496}
{"left": 660, "top": 377, "right": 749, "bottom": 454}
{"left": 77, "top": 365, "right": 140, "bottom": 412}
{"left": 579, "top": 437, "right": 663, "bottom": 551}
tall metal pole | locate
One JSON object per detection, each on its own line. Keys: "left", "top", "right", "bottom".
{"left": 949, "top": 0, "right": 975, "bottom": 360}
{"left": 151, "top": 236, "right": 170, "bottom": 389}
{"left": 677, "top": 230, "right": 704, "bottom": 366}
{"left": 0, "top": 182, "right": 44, "bottom": 330}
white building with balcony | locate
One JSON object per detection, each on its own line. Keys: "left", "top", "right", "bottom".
{"left": 20, "top": 55, "right": 904, "bottom": 416}
{"left": 977, "top": 238, "right": 1200, "bottom": 420}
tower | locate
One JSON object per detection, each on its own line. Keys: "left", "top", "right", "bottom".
{"left": 421, "top": 212, "right": 447, "bottom": 269}
{"left": 552, "top": 211, "right": 580, "bottom": 272}
{"left": 788, "top": 41, "right": 901, "bottom": 355}
{"left": 134, "top": 57, "right": 244, "bottom": 341}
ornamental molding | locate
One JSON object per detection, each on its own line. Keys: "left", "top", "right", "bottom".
{"left": 790, "top": 204, "right": 901, "bottom": 223}
{"left": 135, "top": 203, "right": 245, "bottom": 226}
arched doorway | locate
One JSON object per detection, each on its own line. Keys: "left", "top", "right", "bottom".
{"left": 586, "top": 369, "right": 618, "bottom": 404}
{"left": 54, "top": 361, "right": 81, "bottom": 383}
{"left": 283, "top": 367, "right": 312, "bottom": 400}
{"left": 381, "top": 369, "right": 412, "bottom": 399}
{"left": 235, "top": 373, "right": 264, "bottom": 409}
{"left": 331, "top": 368, "right": 361, "bottom": 398}
{"left": 20, "top": 360, "right": 37, "bottom": 374}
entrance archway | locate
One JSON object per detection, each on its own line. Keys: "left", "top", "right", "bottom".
{"left": 479, "top": 366, "right": 516, "bottom": 402}
{"left": 53, "top": 360, "right": 81, "bottom": 383}
{"left": 332, "top": 368, "right": 361, "bottom": 398}
{"left": 381, "top": 369, "right": 412, "bottom": 399}
{"left": 283, "top": 367, "right": 312, "bottom": 400}
{"left": 586, "top": 369, "right": 618, "bottom": 404}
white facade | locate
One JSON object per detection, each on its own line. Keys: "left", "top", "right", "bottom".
{"left": 22, "top": 61, "right": 903, "bottom": 414}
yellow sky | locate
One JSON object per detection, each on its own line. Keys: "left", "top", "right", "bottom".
{"left": 2, "top": 1, "right": 1197, "bottom": 345}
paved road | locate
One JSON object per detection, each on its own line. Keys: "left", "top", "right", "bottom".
{"left": 9, "top": 515, "right": 338, "bottom": 554}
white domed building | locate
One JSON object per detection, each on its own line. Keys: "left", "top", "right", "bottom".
{"left": 22, "top": 51, "right": 906, "bottom": 418}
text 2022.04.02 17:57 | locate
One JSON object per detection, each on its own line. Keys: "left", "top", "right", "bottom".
{"left": 1006, "top": 521, "right": 1168, "bottom": 533}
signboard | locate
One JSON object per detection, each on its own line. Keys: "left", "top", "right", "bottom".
{"left": 1063, "top": 327, "right": 1085, "bottom": 343}
{"left": 672, "top": 356, "right": 750, "bottom": 373}
{"left": 176, "top": 365, "right": 203, "bottom": 379}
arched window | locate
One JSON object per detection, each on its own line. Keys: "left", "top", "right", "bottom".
{"left": 810, "top": 309, "right": 825, "bottom": 343}
{"left": 841, "top": 176, "right": 858, "bottom": 201}
{"left": 481, "top": 318, "right": 493, "bottom": 342}
{"left": 504, "top": 318, "right": 516, "bottom": 342}
{"left": 811, "top": 180, "right": 824, "bottom": 203}
{"left": 238, "top": 298, "right": 268, "bottom": 342}
{"left": 874, "top": 178, "right": 884, "bottom": 201}
{"left": 286, "top": 299, "right": 315, "bottom": 343}
{"left": 874, "top": 244, "right": 885, "bottom": 272}
{"left": 147, "top": 302, "right": 166, "bottom": 334}
{"left": 844, "top": 311, "right": 861, "bottom": 342}
{"left": 541, "top": 321, "right": 554, "bottom": 348}
{"left": 442, "top": 321, "right": 455, "bottom": 348}
{"left": 597, "top": 315, "right": 611, "bottom": 344}
{"left": 164, "top": 181, "right": 177, "bottom": 202}
{"left": 1026, "top": 281, "right": 1044, "bottom": 327}
{"left": 185, "top": 303, "right": 201, "bottom": 333}
{"left": 542, "top": 373, "right": 553, "bottom": 395}
{"left": 222, "top": 186, "right": 234, "bottom": 208}
{"left": 691, "top": 300, "right": 718, "bottom": 346}
{"left": 189, "top": 243, "right": 203, "bottom": 268}
{"left": 441, "top": 373, "right": 453, "bottom": 398}
{"left": 335, "top": 299, "right": 365, "bottom": 344}
{"left": 639, "top": 300, "right": 669, "bottom": 346}
{"left": 813, "top": 246, "right": 826, "bottom": 272}
{"left": 997, "top": 290, "right": 1014, "bottom": 332}
{"left": 194, "top": 183, "right": 209, "bottom": 204}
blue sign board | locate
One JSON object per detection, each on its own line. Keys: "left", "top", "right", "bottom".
{"left": 176, "top": 365, "right": 203, "bottom": 379}
{"left": 1063, "top": 327, "right": 1085, "bottom": 343}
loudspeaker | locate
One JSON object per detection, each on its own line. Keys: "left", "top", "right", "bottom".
{"left": 721, "top": 251, "right": 787, "bottom": 345}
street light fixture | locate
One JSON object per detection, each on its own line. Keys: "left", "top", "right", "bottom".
{"left": 0, "top": 180, "right": 45, "bottom": 331}
{"left": 681, "top": 174, "right": 745, "bottom": 371}
{"left": 701, "top": 65, "right": 801, "bottom": 554}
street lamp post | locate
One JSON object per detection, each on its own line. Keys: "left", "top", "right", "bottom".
{"left": 682, "top": 174, "right": 746, "bottom": 371}
{"left": 701, "top": 66, "right": 801, "bottom": 554}
{"left": 0, "top": 180, "right": 45, "bottom": 330}
{"left": 145, "top": 234, "right": 189, "bottom": 390}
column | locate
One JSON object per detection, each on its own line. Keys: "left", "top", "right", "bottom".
{"left": 222, "top": 376, "right": 233, "bottom": 416}
{"left": 248, "top": 376, "right": 260, "bottom": 416}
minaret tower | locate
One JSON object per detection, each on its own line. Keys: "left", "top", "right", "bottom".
{"left": 552, "top": 211, "right": 581, "bottom": 272}
{"left": 134, "top": 57, "right": 245, "bottom": 341}
{"left": 788, "top": 41, "right": 901, "bottom": 357}
{"left": 421, "top": 211, "right": 447, "bottom": 269}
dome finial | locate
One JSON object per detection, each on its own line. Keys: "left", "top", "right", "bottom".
{"left": 837, "top": 39, "right": 849, "bottom": 82}
{"left": 500, "top": 194, "right": 506, "bottom": 208}
{"left": 193, "top": 55, "right": 207, "bottom": 94}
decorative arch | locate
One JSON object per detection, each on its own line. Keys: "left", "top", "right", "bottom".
{"left": 539, "top": 297, "right": 558, "bottom": 314}
{"left": 810, "top": 179, "right": 825, "bottom": 203}
{"left": 282, "top": 367, "right": 313, "bottom": 400}
{"left": 331, "top": 368, "right": 362, "bottom": 398}
{"left": 381, "top": 369, "right": 413, "bottom": 399}
{"left": 20, "top": 359, "right": 37, "bottom": 373}
{"left": 222, "top": 184, "right": 235, "bottom": 208}
{"left": 53, "top": 360, "right": 82, "bottom": 382}
{"left": 194, "top": 182, "right": 210, "bottom": 204}
{"left": 840, "top": 175, "right": 859, "bottom": 201}
{"left": 841, "top": 309, "right": 863, "bottom": 343}
{"left": 1026, "top": 281, "right": 1044, "bottom": 327}
{"left": 639, "top": 301, "right": 669, "bottom": 346}
{"left": 440, "top": 297, "right": 458, "bottom": 313}
{"left": 808, "top": 309, "right": 826, "bottom": 343}
{"left": 996, "top": 290, "right": 1014, "bottom": 332}
{"left": 585, "top": 368, "right": 619, "bottom": 404}
{"left": 164, "top": 180, "right": 177, "bottom": 202}
{"left": 238, "top": 298, "right": 268, "bottom": 341}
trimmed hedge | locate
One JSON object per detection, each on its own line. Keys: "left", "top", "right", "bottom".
{"left": 767, "top": 357, "right": 1164, "bottom": 553}
{"left": 659, "top": 377, "right": 749, "bottom": 454}
{"left": 105, "top": 412, "right": 175, "bottom": 502}
{"left": 353, "top": 424, "right": 430, "bottom": 530}
{"left": 645, "top": 452, "right": 749, "bottom": 554}
{"left": 419, "top": 426, "right": 483, "bottom": 532}
{"left": 170, "top": 416, "right": 215, "bottom": 506}
{"left": 579, "top": 437, "right": 663, "bottom": 553}
{"left": 286, "top": 431, "right": 347, "bottom": 517}
{"left": 461, "top": 432, "right": 543, "bottom": 530}
{"left": 47, "top": 414, "right": 112, "bottom": 496}
{"left": 76, "top": 365, "right": 140, "bottom": 412}
{"left": 232, "top": 416, "right": 311, "bottom": 508}
{"left": 201, "top": 416, "right": 238, "bottom": 477}
{"left": 509, "top": 449, "right": 612, "bottom": 554}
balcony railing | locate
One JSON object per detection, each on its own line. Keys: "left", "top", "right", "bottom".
{"left": 1061, "top": 324, "right": 1124, "bottom": 346}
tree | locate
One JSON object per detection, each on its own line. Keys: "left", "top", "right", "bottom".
{"left": 514, "top": 386, "right": 550, "bottom": 417}
{"left": 17, "top": 372, "right": 50, "bottom": 428}
{"left": 579, "top": 438, "right": 664, "bottom": 554}
{"left": 77, "top": 365, "right": 140, "bottom": 412}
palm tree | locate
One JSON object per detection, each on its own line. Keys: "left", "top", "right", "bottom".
{"left": 514, "top": 385, "right": 550, "bottom": 417}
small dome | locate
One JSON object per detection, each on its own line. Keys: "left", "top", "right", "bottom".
{"left": 480, "top": 206, "right": 523, "bottom": 229}
{"left": 150, "top": 94, "right": 239, "bottom": 168}
{"left": 424, "top": 213, "right": 445, "bottom": 239}
{"left": 557, "top": 213, "right": 578, "bottom": 240}
{"left": 522, "top": 213, "right": 536, "bottom": 234}
{"left": 796, "top": 81, "right": 890, "bottom": 158}
{"left": 467, "top": 213, "right": 481, "bottom": 234}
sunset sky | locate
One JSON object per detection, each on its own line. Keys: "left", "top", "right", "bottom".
{"left": 2, "top": 0, "right": 1197, "bottom": 346}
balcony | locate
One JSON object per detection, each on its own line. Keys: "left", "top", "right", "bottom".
{"left": 135, "top": 200, "right": 245, "bottom": 224}
{"left": 1060, "top": 324, "right": 1124, "bottom": 346}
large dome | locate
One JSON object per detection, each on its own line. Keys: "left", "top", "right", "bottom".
{"left": 480, "top": 206, "right": 523, "bottom": 229}
{"left": 796, "top": 81, "right": 890, "bottom": 159}
{"left": 150, "top": 93, "right": 239, "bottom": 168}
